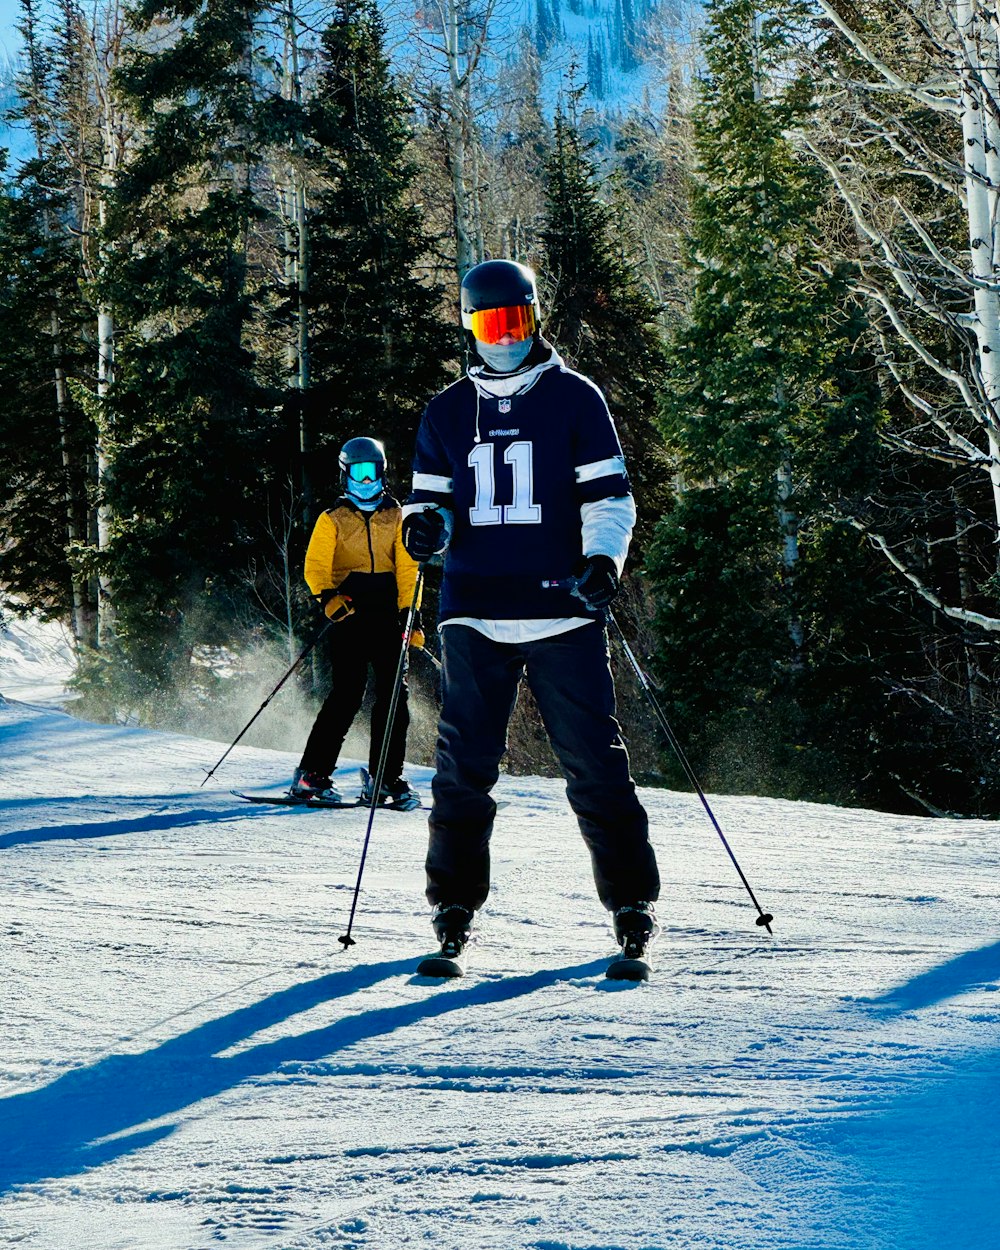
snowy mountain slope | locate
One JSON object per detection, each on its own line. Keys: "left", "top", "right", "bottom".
{"left": 0, "top": 677, "right": 998, "bottom": 1248}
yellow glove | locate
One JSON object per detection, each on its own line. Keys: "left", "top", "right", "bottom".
{"left": 400, "top": 608, "right": 425, "bottom": 649}
{"left": 322, "top": 592, "right": 354, "bottom": 622}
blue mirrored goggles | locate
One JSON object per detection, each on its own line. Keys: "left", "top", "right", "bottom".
{"left": 347, "top": 461, "right": 380, "bottom": 483}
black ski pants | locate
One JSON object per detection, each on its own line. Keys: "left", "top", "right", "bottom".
{"left": 427, "top": 621, "right": 660, "bottom": 913}
{"left": 299, "top": 609, "right": 409, "bottom": 782}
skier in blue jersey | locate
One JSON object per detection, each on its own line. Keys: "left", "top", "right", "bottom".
{"left": 402, "top": 259, "right": 660, "bottom": 969}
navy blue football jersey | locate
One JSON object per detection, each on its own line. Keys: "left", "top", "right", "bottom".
{"left": 406, "top": 358, "right": 632, "bottom": 621}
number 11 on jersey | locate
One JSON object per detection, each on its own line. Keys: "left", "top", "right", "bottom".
{"left": 468, "top": 441, "right": 542, "bottom": 526}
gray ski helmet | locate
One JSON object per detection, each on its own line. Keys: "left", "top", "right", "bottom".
{"left": 339, "top": 436, "right": 386, "bottom": 500}
{"left": 460, "top": 260, "right": 541, "bottom": 342}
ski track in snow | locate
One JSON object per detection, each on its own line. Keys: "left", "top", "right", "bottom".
{"left": 1, "top": 650, "right": 999, "bottom": 1247}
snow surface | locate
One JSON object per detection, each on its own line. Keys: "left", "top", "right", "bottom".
{"left": 0, "top": 614, "right": 75, "bottom": 706}
{"left": 1, "top": 623, "right": 999, "bottom": 1249}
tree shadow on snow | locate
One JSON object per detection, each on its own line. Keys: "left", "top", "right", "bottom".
{"left": 865, "top": 938, "right": 1000, "bottom": 1015}
{"left": 737, "top": 941, "right": 1000, "bottom": 1249}
{"left": 0, "top": 956, "right": 603, "bottom": 1193}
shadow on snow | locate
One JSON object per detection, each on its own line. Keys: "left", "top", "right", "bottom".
{"left": 738, "top": 940, "right": 1000, "bottom": 1250}
{"left": 0, "top": 794, "right": 272, "bottom": 848}
{"left": 0, "top": 956, "right": 605, "bottom": 1193}
{"left": 866, "top": 938, "right": 1000, "bottom": 1016}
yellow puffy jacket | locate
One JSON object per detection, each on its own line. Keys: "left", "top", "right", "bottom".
{"left": 304, "top": 496, "right": 422, "bottom": 641}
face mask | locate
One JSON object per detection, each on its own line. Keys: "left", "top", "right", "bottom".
{"left": 476, "top": 337, "right": 533, "bottom": 373}
{"left": 347, "top": 477, "right": 383, "bottom": 504}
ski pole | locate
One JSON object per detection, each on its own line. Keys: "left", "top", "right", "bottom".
{"left": 200, "top": 614, "right": 336, "bottom": 787}
{"left": 606, "top": 610, "right": 774, "bottom": 934}
{"left": 417, "top": 645, "right": 442, "bottom": 675}
{"left": 540, "top": 577, "right": 774, "bottom": 933}
{"left": 338, "top": 565, "right": 425, "bottom": 949}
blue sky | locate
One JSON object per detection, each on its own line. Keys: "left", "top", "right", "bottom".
{"left": 0, "top": 1, "right": 19, "bottom": 62}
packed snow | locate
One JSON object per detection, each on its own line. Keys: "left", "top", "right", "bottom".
{"left": 0, "top": 617, "right": 998, "bottom": 1249}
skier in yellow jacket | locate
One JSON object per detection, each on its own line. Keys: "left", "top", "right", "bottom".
{"left": 291, "top": 437, "right": 422, "bottom": 809}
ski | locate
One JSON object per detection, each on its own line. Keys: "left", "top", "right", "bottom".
{"left": 416, "top": 948, "right": 468, "bottom": 978}
{"left": 605, "top": 954, "right": 653, "bottom": 982}
{"left": 232, "top": 791, "right": 359, "bottom": 810}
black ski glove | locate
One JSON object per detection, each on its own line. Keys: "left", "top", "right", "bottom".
{"left": 320, "top": 590, "right": 354, "bottom": 622}
{"left": 402, "top": 508, "right": 447, "bottom": 562}
{"left": 572, "top": 555, "right": 620, "bottom": 610}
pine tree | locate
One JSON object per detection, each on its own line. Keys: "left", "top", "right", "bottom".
{"left": 647, "top": 0, "right": 887, "bottom": 804}
{"left": 536, "top": 0, "right": 559, "bottom": 57}
{"left": 540, "top": 104, "right": 672, "bottom": 555}
{"left": 0, "top": 0, "right": 101, "bottom": 645}
{"left": 587, "top": 32, "right": 605, "bottom": 100}
{"left": 0, "top": 151, "right": 92, "bottom": 626}
{"left": 303, "top": 0, "right": 450, "bottom": 490}
{"left": 102, "top": 1, "right": 274, "bottom": 681}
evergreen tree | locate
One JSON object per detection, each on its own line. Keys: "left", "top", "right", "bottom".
{"left": 0, "top": 1, "right": 100, "bottom": 645}
{"left": 540, "top": 105, "right": 672, "bottom": 555}
{"left": 0, "top": 151, "right": 92, "bottom": 625}
{"left": 303, "top": 0, "right": 450, "bottom": 490}
{"left": 536, "top": 0, "right": 559, "bottom": 57}
{"left": 648, "top": 0, "right": 888, "bottom": 805}
{"left": 103, "top": 1, "right": 274, "bottom": 681}
{"left": 587, "top": 32, "right": 605, "bottom": 100}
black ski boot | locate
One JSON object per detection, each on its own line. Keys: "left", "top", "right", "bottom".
{"left": 288, "top": 768, "right": 343, "bottom": 803}
{"left": 607, "top": 902, "right": 658, "bottom": 981}
{"left": 416, "top": 903, "right": 475, "bottom": 978}
{"left": 359, "top": 768, "right": 421, "bottom": 811}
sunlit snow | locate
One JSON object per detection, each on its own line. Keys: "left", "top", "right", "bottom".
{"left": 1, "top": 617, "right": 997, "bottom": 1249}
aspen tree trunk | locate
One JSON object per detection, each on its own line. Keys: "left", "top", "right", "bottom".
{"left": 95, "top": 291, "right": 115, "bottom": 652}
{"left": 956, "top": 0, "right": 1000, "bottom": 553}
{"left": 67, "top": 2, "right": 130, "bottom": 648}
{"left": 412, "top": 0, "right": 492, "bottom": 280}
{"left": 810, "top": 0, "right": 1000, "bottom": 631}
{"left": 750, "top": 8, "right": 804, "bottom": 666}
{"left": 96, "top": 35, "right": 118, "bottom": 649}
{"left": 280, "top": 0, "right": 312, "bottom": 550}
{"left": 279, "top": 0, "right": 311, "bottom": 672}
{"left": 442, "top": 0, "right": 487, "bottom": 279}
{"left": 51, "top": 313, "right": 97, "bottom": 648}
{"left": 953, "top": 488, "right": 982, "bottom": 707}
{"left": 445, "top": 0, "right": 474, "bottom": 277}
{"left": 470, "top": 84, "right": 485, "bottom": 261}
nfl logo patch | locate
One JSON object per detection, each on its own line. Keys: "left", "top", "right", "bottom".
{"left": 498, "top": 397, "right": 512, "bottom": 413}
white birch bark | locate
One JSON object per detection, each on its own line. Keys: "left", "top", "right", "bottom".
{"left": 82, "top": 3, "right": 129, "bottom": 647}
{"left": 809, "top": 0, "right": 1000, "bottom": 627}
{"left": 413, "top": 0, "right": 504, "bottom": 279}
{"left": 277, "top": 1, "right": 311, "bottom": 518}
{"left": 955, "top": 1, "right": 1000, "bottom": 533}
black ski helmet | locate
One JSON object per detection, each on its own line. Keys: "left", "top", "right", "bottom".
{"left": 460, "top": 260, "right": 542, "bottom": 341}
{"left": 338, "top": 436, "right": 386, "bottom": 501}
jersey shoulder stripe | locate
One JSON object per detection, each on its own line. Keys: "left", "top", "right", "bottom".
{"left": 413, "top": 472, "right": 454, "bottom": 494}
{"left": 575, "top": 455, "right": 626, "bottom": 484}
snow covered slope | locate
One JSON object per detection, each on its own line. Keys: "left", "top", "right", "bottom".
{"left": 0, "top": 613, "right": 75, "bottom": 706}
{"left": 0, "top": 680, "right": 998, "bottom": 1248}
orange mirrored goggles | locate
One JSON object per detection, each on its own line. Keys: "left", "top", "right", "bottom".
{"left": 467, "top": 303, "right": 537, "bottom": 345}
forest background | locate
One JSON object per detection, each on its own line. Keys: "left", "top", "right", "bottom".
{"left": 2, "top": 0, "right": 999, "bottom": 820}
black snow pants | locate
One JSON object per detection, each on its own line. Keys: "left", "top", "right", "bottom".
{"left": 299, "top": 609, "right": 409, "bottom": 781}
{"left": 426, "top": 621, "right": 660, "bottom": 913}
